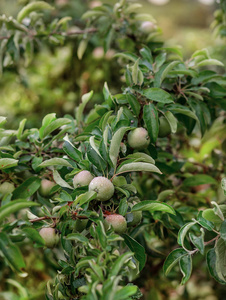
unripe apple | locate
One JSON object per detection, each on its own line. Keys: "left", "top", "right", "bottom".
{"left": 74, "top": 219, "right": 88, "bottom": 232}
{"left": 127, "top": 127, "right": 150, "bottom": 150}
{"left": 73, "top": 170, "right": 94, "bottom": 188}
{"left": 105, "top": 214, "right": 127, "bottom": 234}
{"left": 0, "top": 182, "right": 15, "bottom": 197}
{"left": 39, "top": 227, "right": 60, "bottom": 248}
{"left": 140, "top": 21, "right": 157, "bottom": 34}
{"left": 39, "top": 179, "right": 55, "bottom": 197}
{"left": 127, "top": 211, "right": 142, "bottom": 227}
{"left": 89, "top": 177, "right": 114, "bottom": 201}
{"left": 158, "top": 117, "right": 171, "bottom": 138}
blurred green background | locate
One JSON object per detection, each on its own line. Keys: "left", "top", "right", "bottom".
{"left": 0, "top": 0, "right": 225, "bottom": 129}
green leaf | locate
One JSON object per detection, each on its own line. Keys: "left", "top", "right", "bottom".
{"left": 42, "top": 118, "right": 71, "bottom": 139}
{"left": 0, "top": 232, "right": 27, "bottom": 275}
{"left": 66, "top": 233, "right": 89, "bottom": 243}
{"left": 73, "top": 191, "right": 97, "bottom": 206}
{"left": 0, "top": 158, "right": 18, "bottom": 170}
{"left": 53, "top": 169, "right": 73, "bottom": 189}
{"left": 12, "top": 177, "right": 41, "bottom": 200}
{"left": 126, "top": 94, "right": 141, "bottom": 116}
{"left": 22, "top": 227, "right": 45, "bottom": 245}
{"left": 63, "top": 135, "right": 82, "bottom": 162}
{"left": 109, "top": 252, "right": 134, "bottom": 276}
{"left": 154, "top": 61, "right": 181, "bottom": 87}
{"left": 0, "top": 116, "right": 7, "bottom": 127}
{"left": 119, "top": 198, "right": 128, "bottom": 216}
{"left": 196, "top": 59, "right": 224, "bottom": 68}
{"left": 17, "top": 119, "right": 26, "bottom": 140}
{"left": 109, "top": 127, "right": 130, "bottom": 169}
{"left": 189, "top": 229, "right": 205, "bottom": 255}
{"left": 0, "top": 200, "right": 39, "bottom": 223}
{"left": 132, "top": 58, "right": 140, "bottom": 85}
{"left": 164, "top": 111, "right": 177, "bottom": 133}
{"left": 183, "top": 175, "right": 217, "bottom": 187}
{"left": 202, "top": 209, "right": 223, "bottom": 224}
{"left": 207, "top": 248, "right": 226, "bottom": 284}
{"left": 131, "top": 200, "right": 175, "bottom": 215}
{"left": 179, "top": 254, "right": 192, "bottom": 285}
{"left": 126, "top": 152, "right": 155, "bottom": 164}
{"left": 17, "top": 1, "right": 54, "bottom": 23}
{"left": 163, "top": 248, "right": 187, "bottom": 275}
{"left": 168, "top": 105, "right": 199, "bottom": 122}
{"left": 39, "top": 158, "right": 73, "bottom": 168}
{"left": 220, "top": 221, "right": 226, "bottom": 241}
{"left": 77, "top": 39, "right": 88, "bottom": 60}
{"left": 143, "top": 103, "right": 159, "bottom": 143}
{"left": 76, "top": 91, "right": 93, "bottom": 125}
{"left": 117, "top": 162, "right": 161, "bottom": 175}
{"left": 142, "top": 88, "right": 174, "bottom": 104}
{"left": 215, "top": 238, "right": 226, "bottom": 282}
{"left": 178, "top": 221, "right": 197, "bottom": 251}
{"left": 123, "top": 234, "right": 146, "bottom": 271}
{"left": 95, "top": 221, "right": 107, "bottom": 249}
{"left": 114, "top": 286, "right": 137, "bottom": 300}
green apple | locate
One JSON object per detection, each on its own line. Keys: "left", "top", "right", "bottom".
{"left": 74, "top": 219, "right": 88, "bottom": 232}
{"left": 127, "top": 211, "right": 142, "bottom": 227}
{"left": 39, "top": 227, "right": 60, "bottom": 248}
{"left": 39, "top": 179, "right": 55, "bottom": 197}
{"left": 127, "top": 127, "right": 150, "bottom": 150}
{"left": 89, "top": 176, "right": 114, "bottom": 201}
{"left": 158, "top": 117, "right": 171, "bottom": 138}
{"left": 0, "top": 182, "right": 15, "bottom": 197}
{"left": 105, "top": 214, "right": 127, "bottom": 234}
{"left": 73, "top": 170, "right": 94, "bottom": 188}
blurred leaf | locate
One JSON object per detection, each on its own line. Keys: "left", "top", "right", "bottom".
{"left": 12, "top": 177, "right": 41, "bottom": 200}
{"left": 183, "top": 175, "right": 217, "bottom": 187}
{"left": 17, "top": 1, "right": 54, "bottom": 23}
{"left": 142, "top": 88, "right": 174, "bottom": 104}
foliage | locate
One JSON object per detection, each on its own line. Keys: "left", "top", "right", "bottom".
{"left": 0, "top": 0, "right": 226, "bottom": 299}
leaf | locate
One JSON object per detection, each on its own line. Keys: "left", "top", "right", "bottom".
{"left": 183, "top": 175, "right": 217, "bottom": 187}
{"left": 131, "top": 200, "right": 175, "bottom": 215}
{"left": 220, "top": 220, "right": 226, "bottom": 242}
{"left": 215, "top": 238, "right": 226, "bottom": 282}
{"left": 126, "top": 94, "right": 141, "bottom": 116}
{"left": 132, "top": 58, "right": 139, "bottom": 85}
{"left": 154, "top": 61, "right": 181, "bottom": 87}
{"left": 66, "top": 233, "right": 89, "bottom": 243}
{"left": 119, "top": 198, "right": 128, "bottom": 216}
{"left": 163, "top": 248, "right": 187, "bottom": 275}
{"left": 76, "top": 91, "right": 93, "bottom": 125}
{"left": 109, "top": 251, "right": 134, "bottom": 276}
{"left": 189, "top": 229, "right": 205, "bottom": 255}
{"left": 0, "top": 200, "right": 39, "bottom": 223}
{"left": 178, "top": 221, "right": 197, "bottom": 251}
{"left": 63, "top": 135, "right": 82, "bottom": 162}
{"left": 17, "top": 1, "right": 54, "bottom": 23}
{"left": 39, "top": 158, "right": 73, "bottom": 168}
{"left": 126, "top": 152, "right": 155, "bottom": 164}
{"left": 114, "top": 286, "right": 137, "bottom": 300}
{"left": 142, "top": 88, "right": 174, "bottom": 104}
{"left": 73, "top": 191, "right": 97, "bottom": 206}
{"left": 22, "top": 227, "right": 45, "bottom": 245}
{"left": 179, "top": 254, "right": 192, "bottom": 285}
{"left": 53, "top": 169, "right": 73, "bottom": 189}
{"left": 122, "top": 234, "right": 146, "bottom": 271}
{"left": 117, "top": 162, "right": 162, "bottom": 175}
{"left": 77, "top": 39, "right": 88, "bottom": 60}
{"left": 42, "top": 118, "right": 71, "bottom": 139}
{"left": 109, "top": 127, "right": 130, "bottom": 169}
{"left": 17, "top": 119, "right": 26, "bottom": 140}
{"left": 143, "top": 103, "right": 159, "bottom": 143}
{"left": 0, "top": 158, "right": 18, "bottom": 170}
{"left": 164, "top": 111, "right": 177, "bottom": 133}
{"left": 12, "top": 177, "right": 41, "bottom": 200}
{"left": 207, "top": 248, "right": 226, "bottom": 284}
{"left": 196, "top": 59, "right": 224, "bottom": 68}
{"left": 0, "top": 232, "right": 27, "bottom": 276}
{"left": 168, "top": 105, "right": 199, "bottom": 122}
{"left": 87, "top": 144, "right": 107, "bottom": 172}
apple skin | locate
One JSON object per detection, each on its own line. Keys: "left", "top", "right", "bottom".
{"left": 39, "top": 179, "right": 55, "bottom": 197}
{"left": 0, "top": 182, "right": 15, "bottom": 197}
{"left": 127, "top": 211, "right": 142, "bottom": 227}
{"left": 158, "top": 117, "right": 171, "bottom": 138}
{"left": 104, "top": 214, "right": 127, "bottom": 234}
{"left": 39, "top": 227, "right": 60, "bottom": 248}
{"left": 127, "top": 127, "right": 150, "bottom": 150}
{"left": 74, "top": 219, "right": 88, "bottom": 232}
{"left": 89, "top": 177, "right": 114, "bottom": 201}
{"left": 73, "top": 170, "right": 94, "bottom": 188}
{"left": 140, "top": 21, "right": 157, "bottom": 34}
